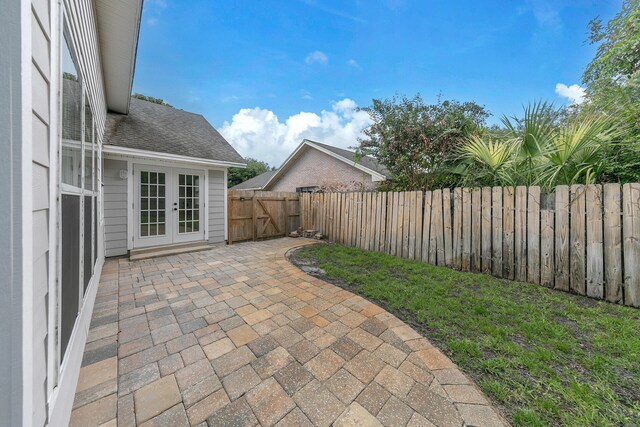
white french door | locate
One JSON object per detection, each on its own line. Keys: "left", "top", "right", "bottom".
{"left": 133, "top": 165, "right": 205, "bottom": 248}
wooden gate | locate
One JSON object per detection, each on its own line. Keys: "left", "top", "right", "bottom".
{"left": 227, "top": 190, "right": 300, "bottom": 244}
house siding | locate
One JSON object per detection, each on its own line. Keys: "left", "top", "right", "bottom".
{"left": 30, "top": 2, "right": 51, "bottom": 425}
{"left": 26, "top": 0, "right": 109, "bottom": 425}
{"left": 104, "top": 159, "right": 128, "bottom": 256}
{"left": 209, "top": 169, "right": 226, "bottom": 243}
{"left": 268, "top": 148, "right": 377, "bottom": 192}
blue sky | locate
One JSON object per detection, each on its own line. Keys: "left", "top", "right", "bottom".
{"left": 133, "top": 0, "right": 621, "bottom": 166}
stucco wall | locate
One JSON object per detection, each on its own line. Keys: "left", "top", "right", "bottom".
{"left": 268, "top": 148, "right": 376, "bottom": 192}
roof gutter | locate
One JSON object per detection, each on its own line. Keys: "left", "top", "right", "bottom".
{"left": 103, "top": 145, "right": 247, "bottom": 168}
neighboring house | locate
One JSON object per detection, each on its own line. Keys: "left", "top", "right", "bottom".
{"left": 0, "top": 2, "right": 244, "bottom": 426}
{"left": 230, "top": 169, "right": 278, "bottom": 190}
{"left": 231, "top": 139, "right": 390, "bottom": 192}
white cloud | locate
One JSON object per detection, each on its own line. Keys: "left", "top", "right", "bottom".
{"left": 305, "top": 50, "right": 329, "bottom": 65}
{"left": 555, "top": 83, "right": 586, "bottom": 105}
{"left": 147, "top": 17, "right": 158, "bottom": 25}
{"left": 347, "top": 59, "right": 361, "bottom": 69}
{"left": 220, "top": 99, "right": 372, "bottom": 166}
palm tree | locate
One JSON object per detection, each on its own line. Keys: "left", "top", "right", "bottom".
{"left": 458, "top": 102, "right": 623, "bottom": 189}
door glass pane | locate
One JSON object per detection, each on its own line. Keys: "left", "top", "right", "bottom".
{"left": 178, "top": 173, "right": 200, "bottom": 234}
{"left": 140, "top": 171, "right": 166, "bottom": 237}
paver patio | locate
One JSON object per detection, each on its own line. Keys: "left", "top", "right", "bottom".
{"left": 70, "top": 238, "right": 508, "bottom": 427}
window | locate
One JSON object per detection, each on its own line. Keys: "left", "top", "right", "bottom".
{"left": 61, "top": 37, "right": 82, "bottom": 188}
{"left": 178, "top": 174, "right": 200, "bottom": 233}
{"left": 59, "top": 28, "right": 100, "bottom": 361}
{"left": 296, "top": 186, "right": 321, "bottom": 193}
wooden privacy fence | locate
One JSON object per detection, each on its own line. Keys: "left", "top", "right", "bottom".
{"left": 300, "top": 183, "right": 640, "bottom": 308}
{"left": 228, "top": 190, "right": 300, "bottom": 243}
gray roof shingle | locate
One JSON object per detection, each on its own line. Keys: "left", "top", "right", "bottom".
{"left": 307, "top": 140, "right": 391, "bottom": 178}
{"left": 104, "top": 98, "right": 245, "bottom": 164}
{"left": 231, "top": 170, "right": 277, "bottom": 190}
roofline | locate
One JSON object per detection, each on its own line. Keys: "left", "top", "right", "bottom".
{"left": 230, "top": 186, "right": 263, "bottom": 191}
{"left": 103, "top": 145, "right": 247, "bottom": 168}
{"left": 262, "top": 140, "right": 386, "bottom": 189}
{"left": 124, "top": 0, "right": 143, "bottom": 114}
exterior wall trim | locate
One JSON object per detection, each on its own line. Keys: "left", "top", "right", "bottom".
{"left": 21, "top": 0, "right": 34, "bottom": 424}
{"left": 0, "top": 0, "right": 24, "bottom": 424}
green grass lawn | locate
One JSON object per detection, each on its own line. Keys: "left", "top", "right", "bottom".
{"left": 292, "top": 244, "right": 640, "bottom": 427}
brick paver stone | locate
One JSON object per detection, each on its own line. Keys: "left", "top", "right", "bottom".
{"left": 139, "top": 403, "right": 189, "bottom": 427}
{"left": 185, "top": 388, "right": 230, "bottom": 425}
{"left": 377, "top": 396, "right": 415, "bottom": 427}
{"left": 207, "top": 397, "right": 258, "bottom": 427}
{"left": 333, "top": 402, "right": 383, "bottom": 427}
{"left": 181, "top": 375, "right": 223, "bottom": 408}
{"left": 246, "top": 378, "right": 296, "bottom": 426}
{"left": 222, "top": 364, "right": 261, "bottom": 400}
{"left": 274, "top": 407, "right": 314, "bottom": 427}
{"left": 71, "top": 239, "right": 506, "bottom": 427}
{"left": 304, "top": 348, "right": 344, "bottom": 381}
{"left": 294, "top": 380, "right": 346, "bottom": 426}
{"left": 325, "top": 368, "right": 365, "bottom": 404}
{"left": 273, "top": 361, "right": 315, "bottom": 396}
{"left": 375, "top": 365, "right": 415, "bottom": 398}
{"left": 133, "top": 375, "right": 181, "bottom": 424}
{"left": 356, "top": 382, "right": 392, "bottom": 416}
{"left": 203, "top": 337, "right": 235, "bottom": 360}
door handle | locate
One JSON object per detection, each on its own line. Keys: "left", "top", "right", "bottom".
{"left": 173, "top": 207, "right": 177, "bottom": 211}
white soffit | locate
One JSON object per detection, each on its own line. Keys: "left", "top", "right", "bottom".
{"left": 94, "top": 0, "right": 143, "bottom": 114}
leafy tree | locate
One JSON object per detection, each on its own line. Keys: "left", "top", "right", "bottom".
{"left": 357, "top": 94, "right": 490, "bottom": 190}
{"left": 227, "top": 157, "right": 274, "bottom": 188}
{"left": 132, "top": 93, "right": 173, "bottom": 107}
{"left": 582, "top": 0, "right": 640, "bottom": 183}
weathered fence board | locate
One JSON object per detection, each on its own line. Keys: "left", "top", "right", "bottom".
{"left": 430, "top": 190, "right": 442, "bottom": 265}
{"left": 515, "top": 186, "right": 527, "bottom": 282}
{"left": 442, "top": 189, "right": 452, "bottom": 266}
{"left": 471, "top": 188, "right": 482, "bottom": 272}
{"left": 540, "top": 210, "right": 554, "bottom": 287}
{"left": 603, "top": 183, "right": 622, "bottom": 303}
{"left": 623, "top": 183, "right": 640, "bottom": 307}
{"left": 503, "top": 187, "right": 515, "bottom": 279}
{"left": 295, "top": 181, "right": 640, "bottom": 308}
{"left": 527, "top": 186, "right": 541, "bottom": 284}
{"left": 554, "top": 186, "right": 570, "bottom": 291}
{"left": 422, "top": 191, "right": 432, "bottom": 263}
{"left": 586, "top": 185, "right": 604, "bottom": 299}
{"left": 462, "top": 188, "right": 471, "bottom": 271}
{"left": 570, "top": 184, "right": 586, "bottom": 295}
{"left": 452, "top": 188, "right": 463, "bottom": 269}
{"left": 402, "top": 192, "right": 411, "bottom": 258}
{"left": 481, "top": 187, "right": 492, "bottom": 274}
{"left": 491, "top": 186, "right": 503, "bottom": 277}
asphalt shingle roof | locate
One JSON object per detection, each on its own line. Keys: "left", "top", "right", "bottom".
{"left": 104, "top": 98, "right": 245, "bottom": 164}
{"left": 231, "top": 170, "right": 277, "bottom": 190}
{"left": 308, "top": 140, "right": 391, "bottom": 178}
